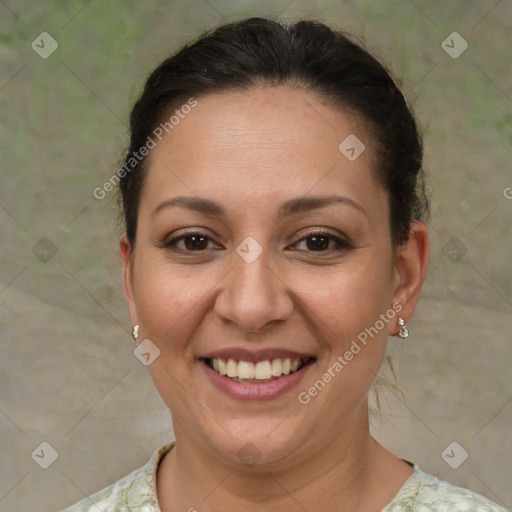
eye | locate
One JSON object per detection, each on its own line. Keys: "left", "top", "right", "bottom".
{"left": 162, "top": 231, "right": 220, "bottom": 252}
{"left": 292, "top": 230, "right": 353, "bottom": 253}
{"left": 161, "top": 229, "right": 352, "bottom": 254}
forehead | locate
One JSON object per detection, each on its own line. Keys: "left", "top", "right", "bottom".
{"left": 140, "top": 85, "right": 385, "bottom": 220}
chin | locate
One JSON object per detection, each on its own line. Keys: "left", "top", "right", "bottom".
{"left": 202, "top": 416, "right": 309, "bottom": 470}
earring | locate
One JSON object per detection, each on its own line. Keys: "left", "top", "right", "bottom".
{"left": 131, "top": 324, "right": 139, "bottom": 343}
{"left": 397, "top": 317, "right": 409, "bottom": 339}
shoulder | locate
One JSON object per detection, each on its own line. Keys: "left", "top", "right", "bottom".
{"left": 57, "top": 442, "right": 175, "bottom": 512}
{"left": 384, "top": 465, "right": 507, "bottom": 512}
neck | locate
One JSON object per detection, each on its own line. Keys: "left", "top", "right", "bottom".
{"left": 156, "top": 411, "right": 398, "bottom": 512}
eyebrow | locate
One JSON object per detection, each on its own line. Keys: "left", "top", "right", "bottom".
{"left": 151, "top": 194, "right": 367, "bottom": 218}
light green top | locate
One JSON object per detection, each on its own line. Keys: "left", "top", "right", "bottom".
{"left": 59, "top": 442, "right": 507, "bottom": 511}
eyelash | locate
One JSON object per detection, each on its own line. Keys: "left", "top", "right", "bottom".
{"left": 161, "top": 229, "right": 353, "bottom": 254}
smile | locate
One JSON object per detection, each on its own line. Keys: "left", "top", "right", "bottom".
{"left": 199, "top": 352, "right": 316, "bottom": 400}
{"left": 204, "top": 357, "right": 313, "bottom": 382}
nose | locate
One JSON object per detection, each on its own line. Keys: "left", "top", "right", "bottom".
{"left": 214, "top": 246, "right": 294, "bottom": 333}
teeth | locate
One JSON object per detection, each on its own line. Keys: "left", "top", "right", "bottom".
{"left": 238, "top": 360, "right": 255, "bottom": 379}
{"left": 226, "top": 359, "right": 238, "bottom": 377}
{"left": 218, "top": 359, "right": 227, "bottom": 375}
{"left": 209, "top": 357, "right": 307, "bottom": 380}
{"left": 255, "top": 361, "right": 272, "bottom": 379}
{"left": 271, "top": 359, "right": 282, "bottom": 376}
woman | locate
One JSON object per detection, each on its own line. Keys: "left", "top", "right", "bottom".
{"left": 61, "top": 17, "right": 506, "bottom": 512}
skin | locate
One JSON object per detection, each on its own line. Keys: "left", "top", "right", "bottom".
{"left": 120, "top": 85, "right": 429, "bottom": 511}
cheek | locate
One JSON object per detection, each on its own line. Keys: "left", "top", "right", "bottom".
{"left": 133, "top": 249, "right": 393, "bottom": 348}
{"left": 286, "top": 259, "right": 393, "bottom": 335}
{"left": 290, "top": 264, "right": 394, "bottom": 403}
{"left": 132, "top": 258, "right": 211, "bottom": 352}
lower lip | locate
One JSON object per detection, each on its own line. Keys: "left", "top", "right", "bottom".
{"left": 200, "top": 360, "right": 314, "bottom": 401}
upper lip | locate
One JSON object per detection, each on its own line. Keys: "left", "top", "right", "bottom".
{"left": 200, "top": 348, "right": 316, "bottom": 362}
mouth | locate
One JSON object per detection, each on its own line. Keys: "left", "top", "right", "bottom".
{"left": 198, "top": 351, "right": 316, "bottom": 401}
{"left": 202, "top": 356, "right": 314, "bottom": 383}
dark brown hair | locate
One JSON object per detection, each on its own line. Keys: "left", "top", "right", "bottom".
{"left": 119, "top": 17, "right": 428, "bottom": 247}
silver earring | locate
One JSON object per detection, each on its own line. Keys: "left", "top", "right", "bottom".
{"left": 131, "top": 324, "right": 139, "bottom": 343}
{"left": 397, "top": 317, "right": 409, "bottom": 339}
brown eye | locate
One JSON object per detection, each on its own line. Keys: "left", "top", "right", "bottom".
{"left": 182, "top": 235, "right": 209, "bottom": 251}
{"left": 163, "top": 232, "right": 218, "bottom": 252}
{"left": 305, "top": 234, "right": 330, "bottom": 251}
{"left": 293, "top": 231, "right": 353, "bottom": 253}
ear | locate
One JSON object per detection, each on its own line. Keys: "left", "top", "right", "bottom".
{"left": 119, "top": 233, "right": 138, "bottom": 327}
{"left": 391, "top": 220, "right": 429, "bottom": 334}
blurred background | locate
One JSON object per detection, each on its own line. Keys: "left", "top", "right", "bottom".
{"left": 0, "top": 1, "right": 510, "bottom": 510}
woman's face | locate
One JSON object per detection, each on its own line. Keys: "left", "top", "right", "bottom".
{"left": 121, "top": 86, "right": 413, "bottom": 468}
